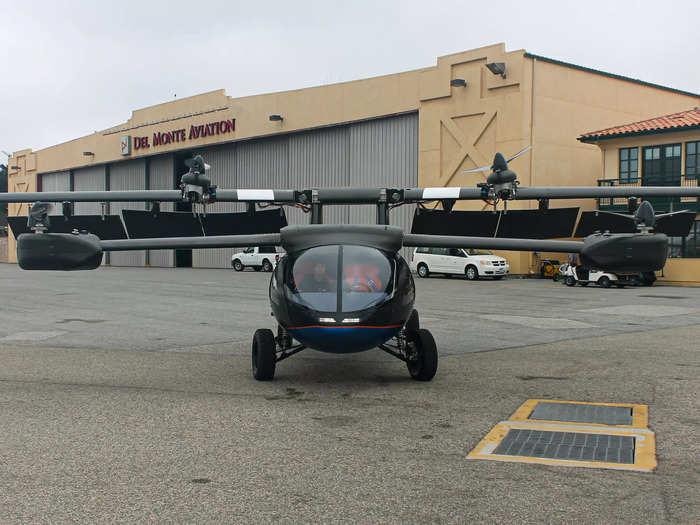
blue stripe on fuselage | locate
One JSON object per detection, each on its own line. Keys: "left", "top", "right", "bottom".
{"left": 287, "top": 325, "right": 401, "bottom": 353}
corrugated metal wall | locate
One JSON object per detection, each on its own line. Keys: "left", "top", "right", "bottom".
{"left": 109, "top": 160, "right": 146, "bottom": 266}
{"left": 40, "top": 172, "right": 71, "bottom": 215}
{"left": 148, "top": 155, "right": 175, "bottom": 267}
{"left": 73, "top": 166, "right": 105, "bottom": 215}
{"left": 189, "top": 112, "right": 418, "bottom": 267}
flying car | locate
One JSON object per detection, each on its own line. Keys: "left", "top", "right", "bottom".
{"left": 3, "top": 151, "right": 700, "bottom": 381}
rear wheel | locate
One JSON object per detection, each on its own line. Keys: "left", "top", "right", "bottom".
{"left": 407, "top": 329, "right": 438, "bottom": 381}
{"left": 252, "top": 329, "right": 276, "bottom": 380}
{"left": 233, "top": 259, "right": 244, "bottom": 271}
{"left": 262, "top": 259, "right": 273, "bottom": 272}
{"left": 598, "top": 276, "right": 611, "bottom": 288}
{"left": 465, "top": 265, "right": 479, "bottom": 281}
{"left": 417, "top": 263, "right": 429, "bottom": 278}
{"left": 565, "top": 276, "right": 576, "bottom": 287}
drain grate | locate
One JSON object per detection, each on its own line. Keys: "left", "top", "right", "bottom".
{"left": 493, "top": 429, "right": 635, "bottom": 464}
{"left": 529, "top": 402, "right": 633, "bottom": 426}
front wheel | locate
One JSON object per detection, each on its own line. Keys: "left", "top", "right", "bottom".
{"left": 598, "top": 276, "right": 611, "bottom": 288}
{"left": 465, "top": 265, "right": 479, "bottom": 281}
{"left": 252, "top": 329, "right": 276, "bottom": 380}
{"left": 417, "top": 264, "right": 429, "bottom": 278}
{"left": 407, "top": 329, "right": 438, "bottom": 381}
{"left": 262, "top": 259, "right": 273, "bottom": 272}
{"left": 565, "top": 276, "right": 576, "bottom": 287}
{"left": 233, "top": 259, "right": 244, "bottom": 271}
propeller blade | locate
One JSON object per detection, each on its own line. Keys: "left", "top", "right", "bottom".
{"left": 506, "top": 145, "right": 532, "bottom": 163}
{"left": 462, "top": 165, "right": 492, "bottom": 173}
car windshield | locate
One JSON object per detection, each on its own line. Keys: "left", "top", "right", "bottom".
{"left": 286, "top": 245, "right": 394, "bottom": 313}
{"left": 465, "top": 248, "right": 493, "bottom": 255}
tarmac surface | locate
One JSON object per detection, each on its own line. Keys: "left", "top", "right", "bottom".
{"left": 0, "top": 264, "right": 699, "bottom": 523}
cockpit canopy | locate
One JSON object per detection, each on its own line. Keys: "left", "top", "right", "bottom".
{"left": 285, "top": 245, "right": 395, "bottom": 313}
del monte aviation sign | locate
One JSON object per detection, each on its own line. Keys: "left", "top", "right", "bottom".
{"left": 120, "top": 118, "right": 236, "bottom": 155}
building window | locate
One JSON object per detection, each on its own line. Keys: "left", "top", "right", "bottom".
{"left": 619, "top": 147, "right": 638, "bottom": 182}
{"left": 643, "top": 144, "right": 681, "bottom": 183}
{"left": 686, "top": 141, "right": 700, "bottom": 176}
{"left": 668, "top": 220, "right": 700, "bottom": 258}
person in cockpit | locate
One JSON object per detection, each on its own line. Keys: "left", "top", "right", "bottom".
{"left": 297, "top": 262, "right": 335, "bottom": 292}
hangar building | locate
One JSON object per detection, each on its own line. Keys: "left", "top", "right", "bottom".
{"left": 6, "top": 43, "right": 699, "bottom": 276}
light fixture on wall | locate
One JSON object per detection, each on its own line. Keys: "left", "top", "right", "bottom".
{"left": 486, "top": 62, "right": 506, "bottom": 79}
{"left": 450, "top": 78, "right": 467, "bottom": 87}
{"left": 83, "top": 151, "right": 94, "bottom": 156}
{"left": 10, "top": 165, "right": 20, "bottom": 170}
{"left": 269, "top": 114, "right": 283, "bottom": 121}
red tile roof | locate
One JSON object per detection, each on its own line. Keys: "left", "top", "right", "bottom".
{"left": 579, "top": 108, "right": 700, "bottom": 142}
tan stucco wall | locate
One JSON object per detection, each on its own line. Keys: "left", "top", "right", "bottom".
{"left": 6, "top": 43, "right": 700, "bottom": 278}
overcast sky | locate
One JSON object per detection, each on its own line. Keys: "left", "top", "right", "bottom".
{"left": 2, "top": 0, "right": 698, "bottom": 158}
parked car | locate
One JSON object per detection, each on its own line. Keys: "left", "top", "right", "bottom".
{"left": 410, "top": 247, "right": 509, "bottom": 280}
{"left": 562, "top": 264, "right": 631, "bottom": 288}
{"left": 231, "top": 246, "right": 284, "bottom": 272}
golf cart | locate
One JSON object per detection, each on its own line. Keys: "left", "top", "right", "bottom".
{"left": 563, "top": 265, "right": 631, "bottom": 288}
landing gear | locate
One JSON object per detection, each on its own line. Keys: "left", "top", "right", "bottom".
{"left": 378, "top": 309, "right": 438, "bottom": 382}
{"left": 251, "top": 325, "right": 306, "bottom": 381}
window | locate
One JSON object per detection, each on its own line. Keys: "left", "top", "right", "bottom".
{"left": 686, "top": 141, "right": 700, "bottom": 176}
{"left": 619, "top": 147, "right": 638, "bottom": 182}
{"left": 416, "top": 247, "right": 429, "bottom": 254}
{"left": 448, "top": 248, "right": 465, "bottom": 257}
{"left": 430, "top": 248, "right": 449, "bottom": 256}
{"left": 668, "top": 220, "right": 700, "bottom": 258}
{"left": 643, "top": 144, "right": 681, "bottom": 182}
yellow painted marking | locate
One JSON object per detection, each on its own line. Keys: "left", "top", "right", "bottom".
{"left": 509, "top": 399, "right": 648, "bottom": 429}
{"left": 468, "top": 421, "right": 657, "bottom": 472}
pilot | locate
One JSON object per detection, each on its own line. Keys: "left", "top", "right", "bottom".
{"left": 298, "top": 262, "right": 335, "bottom": 292}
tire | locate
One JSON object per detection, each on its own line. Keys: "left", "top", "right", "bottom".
{"left": 407, "top": 329, "right": 438, "bottom": 381}
{"left": 405, "top": 309, "right": 420, "bottom": 337}
{"left": 262, "top": 259, "right": 273, "bottom": 272}
{"left": 252, "top": 329, "right": 276, "bottom": 380}
{"left": 417, "top": 263, "right": 429, "bottom": 278}
{"left": 465, "top": 265, "right": 479, "bottom": 281}
{"left": 552, "top": 274, "right": 560, "bottom": 282}
{"left": 565, "top": 276, "right": 576, "bottom": 287}
{"left": 233, "top": 259, "right": 244, "bottom": 272}
{"left": 598, "top": 276, "right": 611, "bottom": 288}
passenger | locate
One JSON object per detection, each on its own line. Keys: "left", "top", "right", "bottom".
{"left": 298, "top": 262, "right": 335, "bottom": 292}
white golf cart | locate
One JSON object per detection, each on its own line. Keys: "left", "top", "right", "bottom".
{"left": 562, "top": 265, "right": 631, "bottom": 288}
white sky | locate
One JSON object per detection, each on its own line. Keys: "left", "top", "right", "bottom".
{"left": 2, "top": 0, "right": 698, "bottom": 157}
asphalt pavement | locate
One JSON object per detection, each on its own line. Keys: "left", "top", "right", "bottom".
{"left": 0, "top": 264, "right": 698, "bottom": 523}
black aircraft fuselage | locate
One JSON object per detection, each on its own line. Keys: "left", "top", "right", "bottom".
{"left": 269, "top": 225, "right": 415, "bottom": 353}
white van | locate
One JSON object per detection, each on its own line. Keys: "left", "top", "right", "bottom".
{"left": 410, "top": 247, "right": 509, "bottom": 280}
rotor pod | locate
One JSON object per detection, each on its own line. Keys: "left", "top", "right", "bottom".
{"left": 634, "top": 200, "right": 656, "bottom": 228}
{"left": 492, "top": 152, "right": 508, "bottom": 171}
{"left": 486, "top": 168, "right": 518, "bottom": 185}
{"left": 17, "top": 233, "right": 103, "bottom": 270}
{"left": 580, "top": 232, "right": 667, "bottom": 273}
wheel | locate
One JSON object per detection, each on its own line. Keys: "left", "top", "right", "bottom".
{"left": 465, "top": 265, "right": 479, "bottom": 281}
{"left": 405, "top": 309, "right": 420, "bottom": 337}
{"left": 262, "top": 259, "right": 273, "bottom": 272}
{"left": 578, "top": 282, "right": 589, "bottom": 287}
{"left": 493, "top": 276, "right": 504, "bottom": 280}
{"left": 565, "top": 276, "right": 576, "bottom": 287}
{"left": 233, "top": 259, "right": 244, "bottom": 271}
{"left": 598, "top": 276, "right": 611, "bottom": 288}
{"left": 407, "top": 329, "right": 438, "bottom": 381}
{"left": 252, "top": 328, "right": 276, "bottom": 380}
{"left": 417, "top": 263, "right": 429, "bottom": 278}
{"left": 641, "top": 272, "right": 656, "bottom": 286}
{"left": 552, "top": 274, "right": 560, "bottom": 282}
{"left": 253, "top": 266, "right": 262, "bottom": 272}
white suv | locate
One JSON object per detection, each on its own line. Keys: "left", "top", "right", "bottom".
{"left": 410, "top": 247, "right": 509, "bottom": 280}
{"left": 231, "top": 246, "right": 283, "bottom": 272}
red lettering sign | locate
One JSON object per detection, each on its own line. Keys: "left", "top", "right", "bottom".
{"left": 126, "top": 118, "right": 235, "bottom": 154}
